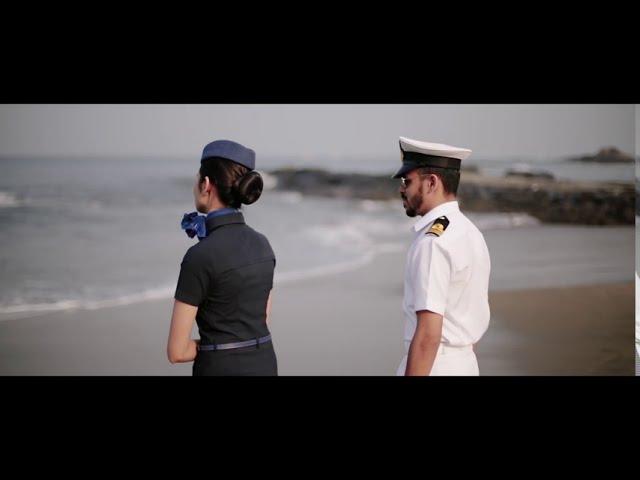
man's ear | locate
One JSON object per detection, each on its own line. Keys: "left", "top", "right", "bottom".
{"left": 428, "top": 174, "right": 439, "bottom": 192}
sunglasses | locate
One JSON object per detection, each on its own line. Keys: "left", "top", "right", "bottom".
{"left": 400, "top": 177, "right": 412, "bottom": 188}
{"left": 401, "top": 172, "right": 431, "bottom": 188}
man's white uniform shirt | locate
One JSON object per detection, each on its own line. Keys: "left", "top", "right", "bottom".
{"left": 401, "top": 201, "right": 491, "bottom": 356}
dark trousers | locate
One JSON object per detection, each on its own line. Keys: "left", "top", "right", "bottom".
{"left": 193, "top": 341, "right": 278, "bottom": 376}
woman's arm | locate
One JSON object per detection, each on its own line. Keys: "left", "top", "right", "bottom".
{"left": 266, "top": 289, "right": 273, "bottom": 325}
{"left": 167, "top": 299, "right": 199, "bottom": 364}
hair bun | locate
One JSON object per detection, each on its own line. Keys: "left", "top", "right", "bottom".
{"left": 235, "top": 171, "right": 263, "bottom": 205}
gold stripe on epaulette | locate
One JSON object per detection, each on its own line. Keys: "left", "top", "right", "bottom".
{"left": 427, "top": 223, "right": 445, "bottom": 236}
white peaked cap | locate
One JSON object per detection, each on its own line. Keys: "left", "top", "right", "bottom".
{"left": 399, "top": 137, "right": 472, "bottom": 160}
{"left": 392, "top": 137, "right": 472, "bottom": 178}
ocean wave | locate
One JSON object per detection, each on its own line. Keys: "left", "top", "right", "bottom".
{"left": 469, "top": 212, "right": 541, "bottom": 230}
{"left": 0, "top": 242, "right": 407, "bottom": 319}
{"left": 0, "top": 191, "right": 21, "bottom": 208}
{"left": 358, "top": 199, "right": 399, "bottom": 213}
{"left": 275, "top": 191, "right": 304, "bottom": 203}
{"left": 0, "top": 286, "right": 174, "bottom": 319}
{"left": 0, "top": 211, "right": 539, "bottom": 319}
{"left": 274, "top": 242, "right": 404, "bottom": 285}
{"left": 259, "top": 171, "right": 277, "bottom": 190}
{"left": 301, "top": 214, "right": 413, "bottom": 248}
{"left": 302, "top": 223, "right": 374, "bottom": 251}
{"left": 0, "top": 192, "right": 106, "bottom": 211}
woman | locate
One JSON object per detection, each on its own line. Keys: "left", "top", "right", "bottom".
{"left": 167, "top": 139, "right": 277, "bottom": 376}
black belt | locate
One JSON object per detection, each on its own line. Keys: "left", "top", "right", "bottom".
{"left": 197, "top": 334, "right": 272, "bottom": 352}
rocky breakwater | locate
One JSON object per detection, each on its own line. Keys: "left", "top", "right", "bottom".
{"left": 571, "top": 147, "right": 635, "bottom": 164}
{"left": 457, "top": 173, "right": 634, "bottom": 225}
{"left": 268, "top": 167, "right": 634, "bottom": 225}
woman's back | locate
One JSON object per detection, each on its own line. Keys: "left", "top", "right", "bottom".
{"left": 177, "top": 212, "right": 275, "bottom": 344}
{"left": 168, "top": 139, "right": 278, "bottom": 376}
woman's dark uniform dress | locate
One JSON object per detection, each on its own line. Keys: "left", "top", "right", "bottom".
{"left": 175, "top": 211, "right": 277, "bottom": 376}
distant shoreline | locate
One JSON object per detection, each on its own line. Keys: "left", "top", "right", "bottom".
{"left": 267, "top": 168, "right": 635, "bottom": 225}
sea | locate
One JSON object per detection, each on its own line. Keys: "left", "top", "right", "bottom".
{"left": 0, "top": 155, "right": 635, "bottom": 320}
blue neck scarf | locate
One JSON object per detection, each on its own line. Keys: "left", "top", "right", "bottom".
{"left": 181, "top": 208, "right": 238, "bottom": 240}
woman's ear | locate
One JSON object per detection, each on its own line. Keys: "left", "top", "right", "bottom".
{"left": 206, "top": 177, "right": 223, "bottom": 204}
{"left": 202, "top": 176, "right": 212, "bottom": 194}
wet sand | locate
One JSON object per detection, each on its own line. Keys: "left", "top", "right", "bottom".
{"left": 0, "top": 250, "right": 634, "bottom": 376}
{"left": 478, "top": 283, "right": 634, "bottom": 375}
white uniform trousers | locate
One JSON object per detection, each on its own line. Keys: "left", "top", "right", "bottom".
{"left": 396, "top": 342, "right": 479, "bottom": 376}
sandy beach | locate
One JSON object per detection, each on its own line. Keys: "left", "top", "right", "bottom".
{"left": 1, "top": 104, "right": 636, "bottom": 377}
{"left": 480, "top": 283, "right": 634, "bottom": 375}
{"left": 0, "top": 247, "right": 634, "bottom": 376}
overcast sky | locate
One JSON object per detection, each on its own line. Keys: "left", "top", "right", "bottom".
{"left": 0, "top": 104, "right": 636, "bottom": 161}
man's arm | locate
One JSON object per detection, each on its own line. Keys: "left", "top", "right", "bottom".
{"left": 405, "top": 310, "right": 443, "bottom": 376}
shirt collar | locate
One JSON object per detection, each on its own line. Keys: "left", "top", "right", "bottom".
{"left": 205, "top": 211, "right": 245, "bottom": 236}
{"left": 206, "top": 207, "right": 239, "bottom": 219}
{"left": 412, "top": 201, "right": 460, "bottom": 233}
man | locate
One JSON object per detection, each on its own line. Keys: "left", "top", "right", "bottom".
{"left": 393, "top": 137, "right": 491, "bottom": 376}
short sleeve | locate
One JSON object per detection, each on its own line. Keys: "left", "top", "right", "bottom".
{"left": 412, "top": 239, "right": 451, "bottom": 316}
{"left": 174, "top": 248, "right": 211, "bottom": 307}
